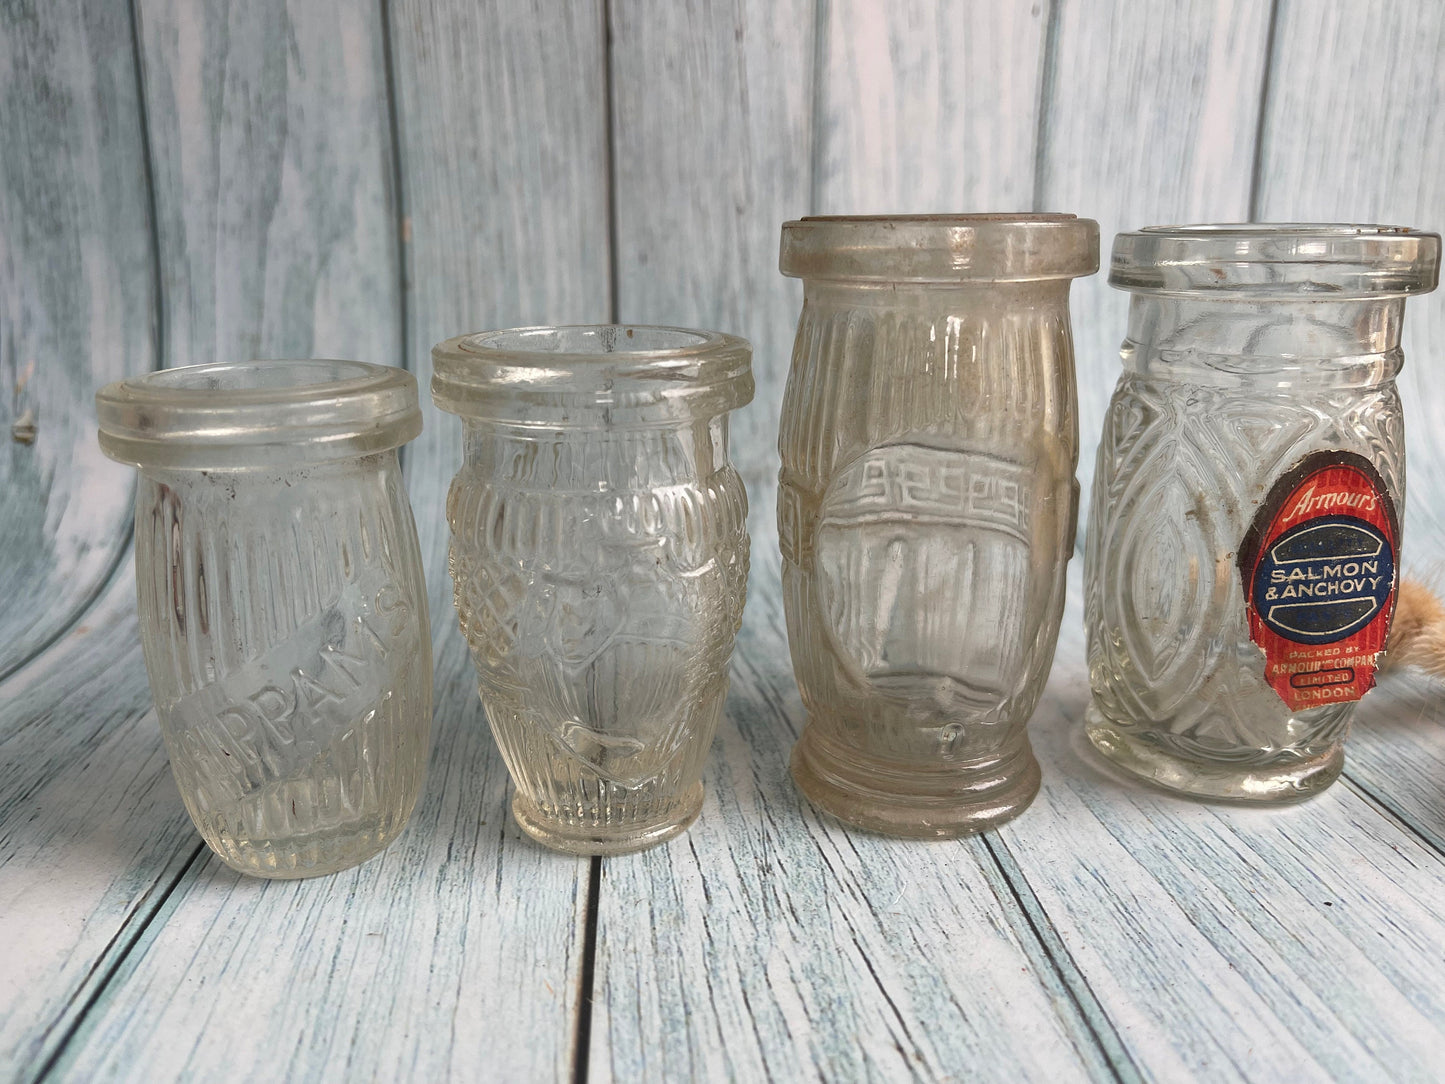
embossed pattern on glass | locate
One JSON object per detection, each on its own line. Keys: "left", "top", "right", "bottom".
{"left": 98, "top": 360, "right": 432, "bottom": 877}
{"left": 1085, "top": 225, "right": 1441, "bottom": 801}
{"left": 433, "top": 326, "right": 753, "bottom": 855}
{"left": 777, "top": 215, "right": 1100, "bottom": 837}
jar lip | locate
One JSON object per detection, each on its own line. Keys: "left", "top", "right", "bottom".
{"left": 779, "top": 213, "right": 1100, "bottom": 283}
{"left": 96, "top": 359, "right": 422, "bottom": 469}
{"left": 432, "top": 325, "right": 754, "bottom": 424}
{"left": 1111, "top": 223, "right": 1442, "bottom": 297}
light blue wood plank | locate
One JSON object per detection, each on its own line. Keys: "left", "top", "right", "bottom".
{"left": 813, "top": 0, "right": 1049, "bottom": 214}
{"left": 998, "top": 584, "right": 1445, "bottom": 1082}
{"left": 608, "top": 0, "right": 813, "bottom": 495}
{"left": 1036, "top": 0, "right": 1275, "bottom": 517}
{"left": 0, "top": 0, "right": 156, "bottom": 679}
{"left": 135, "top": 0, "right": 401, "bottom": 366}
{"left": 0, "top": 577, "right": 198, "bottom": 1079}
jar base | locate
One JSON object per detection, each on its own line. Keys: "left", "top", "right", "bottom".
{"left": 1084, "top": 703, "right": 1344, "bottom": 803}
{"left": 510, "top": 782, "right": 704, "bottom": 856}
{"left": 204, "top": 820, "right": 406, "bottom": 879}
{"left": 789, "top": 722, "right": 1041, "bottom": 838}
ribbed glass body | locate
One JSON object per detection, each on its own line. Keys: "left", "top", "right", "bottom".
{"left": 1085, "top": 225, "right": 1440, "bottom": 801}
{"left": 434, "top": 326, "right": 753, "bottom": 855}
{"left": 136, "top": 456, "right": 431, "bottom": 875}
{"left": 98, "top": 359, "right": 432, "bottom": 877}
{"left": 778, "top": 215, "right": 1098, "bottom": 836}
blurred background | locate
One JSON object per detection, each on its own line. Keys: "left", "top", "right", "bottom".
{"left": 3, "top": 0, "right": 1443, "bottom": 677}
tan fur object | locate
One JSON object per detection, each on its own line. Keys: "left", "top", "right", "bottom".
{"left": 1383, "top": 578, "right": 1445, "bottom": 677}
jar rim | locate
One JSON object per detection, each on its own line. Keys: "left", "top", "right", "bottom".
{"left": 1111, "top": 223, "right": 1442, "bottom": 297}
{"left": 96, "top": 359, "right": 422, "bottom": 469}
{"left": 779, "top": 213, "right": 1100, "bottom": 283}
{"left": 431, "top": 325, "right": 754, "bottom": 425}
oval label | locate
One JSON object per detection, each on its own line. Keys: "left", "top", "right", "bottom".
{"left": 1238, "top": 451, "right": 1399, "bottom": 711}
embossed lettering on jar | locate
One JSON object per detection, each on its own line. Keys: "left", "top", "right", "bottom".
{"left": 433, "top": 326, "right": 753, "bottom": 855}
{"left": 1084, "top": 225, "right": 1441, "bottom": 801}
{"left": 97, "top": 360, "right": 433, "bottom": 878}
{"left": 778, "top": 215, "right": 1100, "bottom": 836}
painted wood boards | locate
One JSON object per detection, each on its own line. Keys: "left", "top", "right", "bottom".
{"left": 0, "top": 0, "right": 156, "bottom": 679}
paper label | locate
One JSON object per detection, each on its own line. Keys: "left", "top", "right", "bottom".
{"left": 1238, "top": 451, "right": 1399, "bottom": 712}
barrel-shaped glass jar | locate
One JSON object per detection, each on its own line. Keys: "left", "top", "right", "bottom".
{"left": 433, "top": 326, "right": 753, "bottom": 855}
{"left": 778, "top": 215, "right": 1099, "bottom": 836}
{"left": 97, "top": 360, "right": 433, "bottom": 877}
{"left": 1085, "top": 225, "right": 1440, "bottom": 801}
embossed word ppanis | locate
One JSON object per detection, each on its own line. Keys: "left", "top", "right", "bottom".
{"left": 1239, "top": 452, "right": 1399, "bottom": 712}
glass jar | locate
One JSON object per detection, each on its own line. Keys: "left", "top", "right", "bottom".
{"left": 1085, "top": 225, "right": 1441, "bottom": 801}
{"left": 777, "top": 215, "right": 1099, "bottom": 836}
{"left": 97, "top": 360, "right": 432, "bottom": 878}
{"left": 433, "top": 326, "right": 753, "bottom": 855}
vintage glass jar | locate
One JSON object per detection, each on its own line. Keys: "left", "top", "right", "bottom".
{"left": 97, "top": 360, "right": 433, "bottom": 878}
{"left": 1085, "top": 225, "right": 1441, "bottom": 801}
{"left": 777, "top": 214, "right": 1099, "bottom": 836}
{"left": 433, "top": 325, "right": 753, "bottom": 855}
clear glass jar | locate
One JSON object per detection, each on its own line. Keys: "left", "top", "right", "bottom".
{"left": 1085, "top": 225, "right": 1441, "bottom": 801}
{"left": 777, "top": 215, "right": 1099, "bottom": 836}
{"left": 432, "top": 326, "right": 753, "bottom": 855}
{"left": 97, "top": 360, "right": 432, "bottom": 877}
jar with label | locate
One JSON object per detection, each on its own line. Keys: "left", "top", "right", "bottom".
{"left": 777, "top": 215, "right": 1099, "bottom": 836}
{"left": 1085, "top": 225, "right": 1440, "bottom": 801}
{"left": 97, "top": 360, "right": 432, "bottom": 877}
{"left": 433, "top": 326, "right": 753, "bottom": 855}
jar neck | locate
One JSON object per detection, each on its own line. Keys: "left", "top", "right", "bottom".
{"left": 1121, "top": 295, "right": 1405, "bottom": 386}
{"left": 461, "top": 417, "right": 731, "bottom": 490}
{"left": 804, "top": 278, "right": 1073, "bottom": 311}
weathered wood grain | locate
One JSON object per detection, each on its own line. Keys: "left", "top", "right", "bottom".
{"left": 0, "top": 0, "right": 155, "bottom": 679}
{"left": 608, "top": 0, "right": 814, "bottom": 493}
{"left": 589, "top": 537, "right": 1114, "bottom": 1082}
{"left": 994, "top": 582, "right": 1445, "bottom": 1082}
{"left": 1254, "top": 0, "right": 1445, "bottom": 546}
{"left": 134, "top": 0, "right": 401, "bottom": 366}
{"left": 813, "top": 0, "right": 1049, "bottom": 214}
{"left": 0, "top": 575, "right": 198, "bottom": 1080}
{"left": 1035, "top": 0, "right": 1274, "bottom": 513}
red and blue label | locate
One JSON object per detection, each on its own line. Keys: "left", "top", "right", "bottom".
{"left": 1239, "top": 451, "right": 1399, "bottom": 712}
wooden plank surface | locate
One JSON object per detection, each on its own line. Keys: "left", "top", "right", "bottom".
{"left": 0, "top": 577, "right": 198, "bottom": 1079}
{"left": 1035, "top": 0, "right": 1274, "bottom": 510}
{"left": 0, "top": 0, "right": 156, "bottom": 679}
{"left": 134, "top": 0, "right": 401, "bottom": 367}
{"left": 813, "top": 0, "right": 1048, "bottom": 215}
{"left": 608, "top": 0, "right": 814, "bottom": 493}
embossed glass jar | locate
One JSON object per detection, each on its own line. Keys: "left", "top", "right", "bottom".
{"left": 1085, "top": 225, "right": 1441, "bottom": 801}
{"left": 778, "top": 215, "right": 1099, "bottom": 836}
{"left": 433, "top": 326, "right": 753, "bottom": 855}
{"left": 97, "top": 360, "right": 432, "bottom": 878}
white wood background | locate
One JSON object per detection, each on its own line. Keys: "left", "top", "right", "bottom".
{"left": 3, "top": 1, "right": 1445, "bottom": 1081}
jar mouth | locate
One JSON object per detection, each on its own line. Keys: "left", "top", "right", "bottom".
{"left": 779, "top": 213, "right": 1100, "bottom": 283}
{"left": 97, "top": 359, "right": 422, "bottom": 469}
{"left": 1111, "top": 224, "right": 1442, "bottom": 298}
{"left": 431, "top": 325, "right": 754, "bottom": 426}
